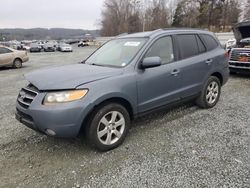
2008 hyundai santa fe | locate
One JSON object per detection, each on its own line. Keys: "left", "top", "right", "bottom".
{"left": 16, "top": 29, "right": 229, "bottom": 151}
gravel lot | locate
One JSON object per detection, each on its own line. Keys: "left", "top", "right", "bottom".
{"left": 0, "top": 46, "right": 249, "bottom": 188}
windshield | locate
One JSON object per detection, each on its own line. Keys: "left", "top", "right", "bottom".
{"left": 86, "top": 38, "right": 147, "bottom": 67}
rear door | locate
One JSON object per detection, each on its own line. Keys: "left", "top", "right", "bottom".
{"left": 0, "top": 47, "right": 14, "bottom": 66}
{"left": 200, "top": 34, "right": 225, "bottom": 72}
{"left": 175, "top": 34, "right": 210, "bottom": 98}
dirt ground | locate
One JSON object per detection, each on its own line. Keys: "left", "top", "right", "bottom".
{"left": 0, "top": 46, "right": 249, "bottom": 187}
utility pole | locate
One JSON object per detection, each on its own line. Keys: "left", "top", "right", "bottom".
{"left": 142, "top": 0, "right": 146, "bottom": 32}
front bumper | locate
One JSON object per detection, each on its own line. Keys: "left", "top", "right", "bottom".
{"left": 229, "top": 61, "right": 250, "bottom": 72}
{"left": 61, "top": 48, "right": 72, "bottom": 52}
{"left": 16, "top": 91, "right": 91, "bottom": 138}
{"left": 23, "top": 56, "right": 29, "bottom": 63}
{"left": 229, "top": 67, "right": 250, "bottom": 74}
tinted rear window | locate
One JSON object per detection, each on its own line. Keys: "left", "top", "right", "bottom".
{"left": 200, "top": 34, "right": 219, "bottom": 51}
{"left": 177, "top": 34, "right": 199, "bottom": 59}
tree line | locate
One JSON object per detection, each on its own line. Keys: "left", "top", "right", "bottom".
{"left": 100, "top": 0, "right": 248, "bottom": 36}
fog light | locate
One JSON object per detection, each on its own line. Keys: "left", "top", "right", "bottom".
{"left": 45, "top": 129, "right": 56, "bottom": 136}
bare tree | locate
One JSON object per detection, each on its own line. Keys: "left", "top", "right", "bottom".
{"left": 100, "top": 0, "right": 139, "bottom": 36}
{"left": 244, "top": 0, "right": 250, "bottom": 20}
{"left": 100, "top": 0, "right": 241, "bottom": 36}
{"left": 173, "top": 0, "right": 199, "bottom": 27}
{"left": 144, "top": 0, "right": 171, "bottom": 30}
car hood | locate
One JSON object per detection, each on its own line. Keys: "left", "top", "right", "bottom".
{"left": 233, "top": 21, "right": 250, "bottom": 42}
{"left": 25, "top": 64, "right": 123, "bottom": 90}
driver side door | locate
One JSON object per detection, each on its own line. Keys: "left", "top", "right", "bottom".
{"left": 136, "top": 36, "right": 183, "bottom": 113}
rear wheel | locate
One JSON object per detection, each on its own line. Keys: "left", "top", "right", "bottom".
{"left": 196, "top": 76, "right": 221, "bottom": 109}
{"left": 85, "top": 103, "right": 130, "bottom": 151}
{"left": 13, "top": 59, "right": 22, "bottom": 69}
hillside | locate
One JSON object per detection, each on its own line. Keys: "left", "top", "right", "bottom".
{"left": 0, "top": 28, "right": 100, "bottom": 41}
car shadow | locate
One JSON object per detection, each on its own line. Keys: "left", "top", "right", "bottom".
{"left": 34, "top": 101, "right": 197, "bottom": 152}
{"left": 230, "top": 73, "right": 250, "bottom": 79}
{"left": 4, "top": 101, "right": 198, "bottom": 156}
{"left": 0, "top": 65, "right": 29, "bottom": 71}
{"left": 132, "top": 101, "right": 197, "bottom": 128}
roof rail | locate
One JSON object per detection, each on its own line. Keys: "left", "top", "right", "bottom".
{"left": 116, "top": 33, "right": 128, "bottom": 37}
{"left": 162, "top": 27, "right": 206, "bottom": 31}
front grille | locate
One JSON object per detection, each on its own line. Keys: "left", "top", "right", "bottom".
{"left": 17, "top": 84, "right": 39, "bottom": 109}
{"left": 16, "top": 108, "right": 33, "bottom": 122}
{"left": 229, "top": 62, "right": 250, "bottom": 68}
{"left": 230, "top": 49, "right": 250, "bottom": 62}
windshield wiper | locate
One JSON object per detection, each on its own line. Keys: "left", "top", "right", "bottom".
{"left": 90, "top": 63, "right": 106, "bottom": 67}
{"left": 88, "top": 63, "right": 121, "bottom": 68}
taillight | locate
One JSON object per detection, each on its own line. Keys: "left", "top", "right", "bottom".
{"left": 224, "top": 51, "right": 229, "bottom": 67}
{"left": 224, "top": 51, "right": 229, "bottom": 58}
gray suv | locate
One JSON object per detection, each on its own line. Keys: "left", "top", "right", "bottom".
{"left": 16, "top": 29, "right": 229, "bottom": 151}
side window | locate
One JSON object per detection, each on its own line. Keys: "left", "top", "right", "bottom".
{"left": 0, "top": 47, "right": 5, "bottom": 54}
{"left": 145, "top": 36, "right": 174, "bottom": 64}
{"left": 0, "top": 47, "right": 12, "bottom": 54}
{"left": 200, "top": 34, "right": 219, "bottom": 51}
{"left": 177, "top": 34, "right": 199, "bottom": 59}
{"left": 196, "top": 35, "right": 206, "bottom": 53}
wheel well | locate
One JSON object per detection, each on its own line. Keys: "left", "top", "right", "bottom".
{"left": 97, "top": 98, "right": 134, "bottom": 119}
{"left": 78, "top": 97, "right": 134, "bottom": 136}
{"left": 211, "top": 72, "right": 223, "bottom": 85}
{"left": 14, "top": 58, "right": 22, "bottom": 63}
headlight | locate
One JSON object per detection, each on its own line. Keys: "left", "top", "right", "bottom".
{"left": 43, "top": 89, "right": 88, "bottom": 105}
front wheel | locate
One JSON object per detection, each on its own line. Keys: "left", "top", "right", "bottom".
{"left": 13, "top": 59, "right": 22, "bottom": 69}
{"left": 196, "top": 76, "right": 221, "bottom": 109}
{"left": 85, "top": 103, "right": 130, "bottom": 151}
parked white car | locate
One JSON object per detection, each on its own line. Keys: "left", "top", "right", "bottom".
{"left": 59, "top": 44, "right": 73, "bottom": 52}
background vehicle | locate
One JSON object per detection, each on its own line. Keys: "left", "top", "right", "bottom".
{"left": 16, "top": 29, "right": 229, "bottom": 151}
{"left": 37, "top": 41, "right": 45, "bottom": 50}
{"left": 225, "top": 38, "right": 236, "bottom": 51}
{"left": 0, "top": 45, "right": 29, "bottom": 68}
{"left": 30, "top": 43, "right": 42, "bottom": 53}
{"left": 44, "top": 43, "right": 56, "bottom": 52}
{"left": 78, "top": 41, "right": 89, "bottom": 47}
{"left": 47, "top": 40, "right": 58, "bottom": 49}
{"left": 229, "top": 21, "right": 250, "bottom": 73}
{"left": 58, "top": 43, "right": 73, "bottom": 52}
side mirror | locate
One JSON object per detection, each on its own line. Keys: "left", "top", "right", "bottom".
{"left": 141, "top": 57, "right": 162, "bottom": 69}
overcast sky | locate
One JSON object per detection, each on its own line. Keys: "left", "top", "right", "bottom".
{"left": 0, "top": 0, "right": 105, "bottom": 30}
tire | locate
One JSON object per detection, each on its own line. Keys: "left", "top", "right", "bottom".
{"left": 85, "top": 103, "right": 130, "bottom": 151}
{"left": 13, "top": 59, "right": 22, "bottom": 69}
{"left": 196, "top": 76, "right": 221, "bottom": 109}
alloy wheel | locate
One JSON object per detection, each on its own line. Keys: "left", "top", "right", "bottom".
{"left": 206, "top": 81, "right": 219, "bottom": 105}
{"left": 97, "top": 111, "right": 125, "bottom": 145}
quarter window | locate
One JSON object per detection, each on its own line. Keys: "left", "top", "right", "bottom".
{"left": 145, "top": 36, "right": 174, "bottom": 64}
{"left": 200, "top": 34, "right": 219, "bottom": 51}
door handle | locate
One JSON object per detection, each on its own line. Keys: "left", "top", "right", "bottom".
{"left": 171, "top": 69, "right": 180, "bottom": 76}
{"left": 206, "top": 59, "right": 213, "bottom": 65}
